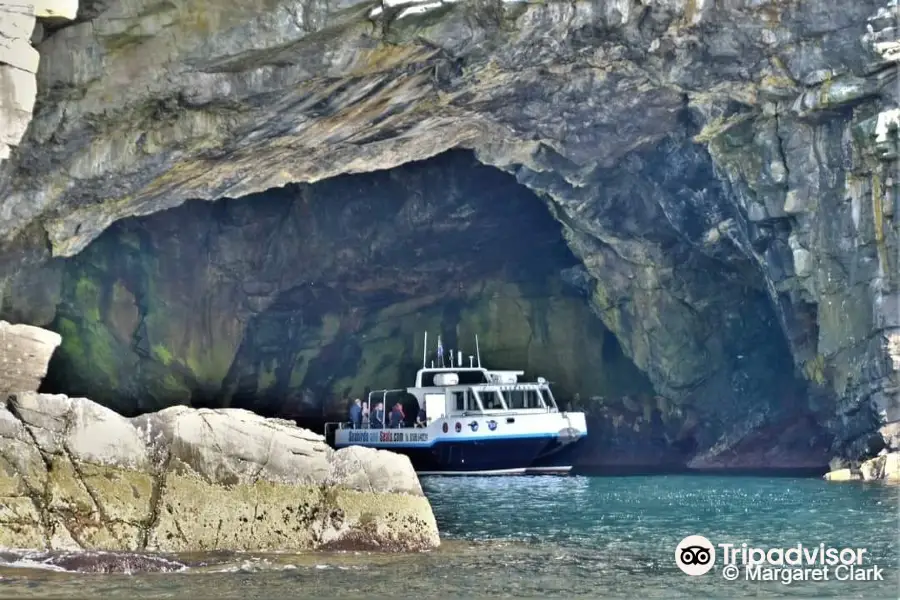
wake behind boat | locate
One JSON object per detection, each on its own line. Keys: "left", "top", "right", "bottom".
{"left": 325, "top": 332, "right": 588, "bottom": 475}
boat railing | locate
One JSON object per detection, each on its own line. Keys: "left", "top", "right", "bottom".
{"left": 366, "top": 388, "right": 407, "bottom": 407}
{"left": 325, "top": 388, "right": 418, "bottom": 436}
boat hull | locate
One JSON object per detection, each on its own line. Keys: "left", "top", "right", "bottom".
{"left": 331, "top": 412, "right": 588, "bottom": 476}
{"left": 334, "top": 434, "right": 586, "bottom": 476}
{"left": 338, "top": 436, "right": 552, "bottom": 475}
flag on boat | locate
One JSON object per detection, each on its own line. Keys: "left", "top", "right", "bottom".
{"left": 437, "top": 336, "right": 444, "bottom": 365}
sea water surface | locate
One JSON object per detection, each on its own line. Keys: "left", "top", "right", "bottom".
{"left": 0, "top": 475, "right": 897, "bottom": 598}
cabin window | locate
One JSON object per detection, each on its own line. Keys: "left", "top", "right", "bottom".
{"left": 421, "top": 370, "right": 489, "bottom": 386}
{"left": 480, "top": 391, "right": 501, "bottom": 410}
{"left": 505, "top": 390, "right": 526, "bottom": 409}
{"left": 505, "top": 389, "right": 544, "bottom": 409}
{"left": 424, "top": 393, "right": 445, "bottom": 420}
{"left": 540, "top": 388, "right": 558, "bottom": 409}
{"left": 526, "top": 389, "right": 544, "bottom": 408}
{"left": 467, "top": 390, "right": 480, "bottom": 411}
{"left": 454, "top": 391, "right": 480, "bottom": 412}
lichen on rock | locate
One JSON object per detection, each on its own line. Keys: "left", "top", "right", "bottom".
{"left": 0, "top": 392, "right": 439, "bottom": 552}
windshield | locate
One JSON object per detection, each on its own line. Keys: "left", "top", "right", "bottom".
{"left": 504, "top": 388, "right": 546, "bottom": 409}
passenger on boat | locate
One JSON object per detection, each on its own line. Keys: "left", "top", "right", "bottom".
{"left": 389, "top": 402, "right": 404, "bottom": 428}
{"left": 415, "top": 408, "right": 427, "bottom": 428}
{"left": 361, "top": 401, "right": 370, "bottom": 427}
{"left": 371, "top": 402, "right": 385, "bottom": 428}
{"left": 348, "top": 398, "right": 362, "bottom": 429}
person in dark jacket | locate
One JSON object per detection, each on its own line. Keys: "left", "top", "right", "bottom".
{"left": 389, "top": 402, "right": 404, "bottom": 428}
{"left": 348, "top": 398, "right": 362, "bottom": 429}
{"left": 370, "top": 402, "right": 385, "bottom": 428}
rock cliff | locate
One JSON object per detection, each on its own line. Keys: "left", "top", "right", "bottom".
{"left": 0, "top": 320, "right": 60, "bottom": 398}
{"left": 0, "top": 0, "right": 77, "bottom": 163}
{"left": 0, "top": 391, "right": 440, "bottom": 552}
{"left": 0, "top": 321, "right": 439, "bottom": 552}
{"left": 824, "top": 422, "right": 900, "bottom": 483}
{"left": 0, "top": 0, "right": 898, "bottom": 469}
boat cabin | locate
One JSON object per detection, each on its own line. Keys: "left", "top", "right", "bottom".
{"left": 360, "top": 366, "right": 560, "bottom": 430}
{"left": 327, "top": 331, "right": 562, "bottom": 436}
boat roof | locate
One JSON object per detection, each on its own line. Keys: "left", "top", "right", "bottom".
{"left": 415, "top": 366, "right": 525, "bottom": 375}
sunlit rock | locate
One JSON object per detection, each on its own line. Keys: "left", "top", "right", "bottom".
{"left": 859, "top": 452, "right": 900, "bottom": 483}
{"left": 0, "top": 320, "right": 61, "bottom": 397}
{"left": 0, "top": 391, "right": 439, "bottom": 552}
{"left": 823, "top": 468, "right": 862, "bottom": 482}
{"left": 0, "top": 0, "right": 76, "bottom": 162}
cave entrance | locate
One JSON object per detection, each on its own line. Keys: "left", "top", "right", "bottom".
{"left": 38, "top": 149, "right": 652, "bottom": 438}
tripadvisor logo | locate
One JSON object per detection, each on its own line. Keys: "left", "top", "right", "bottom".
{"left": 676, "top": 535, "right": 716, "bottom": 576}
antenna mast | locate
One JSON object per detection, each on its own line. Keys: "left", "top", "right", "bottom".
{"left": 475, "top": 334, "right": 482, "bottom": 368}
{"left": 423, "top": 332, "right": 427, "bottom": 368}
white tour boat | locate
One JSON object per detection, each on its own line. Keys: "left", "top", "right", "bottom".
{"left": 325, "top": 332, "right": 588, "bottom": 475}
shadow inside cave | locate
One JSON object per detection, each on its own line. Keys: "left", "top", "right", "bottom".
{"left": 33, "top": 144, "right": 826, "bottom": 470}
{"left": 38, "top": 150, "right": 654, "bottom": 436}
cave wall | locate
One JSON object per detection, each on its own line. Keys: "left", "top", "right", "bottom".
{"left": 42, "top": 152, "right": 653, "bottom": 426}
{"left": 38, "top": 147, "right": 827, "bottom": 468}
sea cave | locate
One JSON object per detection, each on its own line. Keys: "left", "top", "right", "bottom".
{"left": 1, "top": 0, "right": 898, "bottom": 475}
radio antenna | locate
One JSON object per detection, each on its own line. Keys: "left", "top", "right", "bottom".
{"left": 423, "top": 332, "right": 427, "bottom": 368}
{"left": 475, "top": 334, "right": 482, "bottom": 368}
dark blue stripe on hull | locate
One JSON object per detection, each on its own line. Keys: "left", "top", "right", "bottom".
{"left": 340, "top": 437, "right": 552, "bottom": 473}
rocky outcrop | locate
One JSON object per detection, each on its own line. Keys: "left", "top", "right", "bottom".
{"left": 859, "top": 452, "right": 900, "bottom": 481}
{"left": 0, "top": 0, "right": 76, "bottom": 163}
{"left": 0, "top": 320, "right": 60, "bottom": 398}
{"left": 824, "top": 421, "right": 900, "bottom": 482}
{"left": 824, "top": 453, "right": 900, "bottom": 483}
{"left": 0, "top": 391, "right": 440, "bottom": 552}
{"left": 0, "top": 0, "right": 898, "bottom": 468}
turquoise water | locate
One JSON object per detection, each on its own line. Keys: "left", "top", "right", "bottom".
{"left": 0, "top": 475, "right": 897, "bottom": 598}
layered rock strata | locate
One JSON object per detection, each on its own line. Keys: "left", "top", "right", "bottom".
{"left": 0, "top": 321, "right": 439, "bottom": 552}
{"left": 0, "top": 0, "right": 77, "bottom": 163}
{"left": 0, "top": 392, "right": 440, "bottom": 552}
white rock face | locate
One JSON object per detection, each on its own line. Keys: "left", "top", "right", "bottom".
{"left": 0, "top": 0, "right": 77, "bottom": 162}
{"left": 0, "top": 321, "right": 439, "bottom": 553}
{"left": 0, "top": 393, "right": 440, "bottom": 552}
{"left": 0, "top": 320, "right": 61, "bottom": 398}
{"left": 32, "top": 0, "right": 77, "bottom": 19}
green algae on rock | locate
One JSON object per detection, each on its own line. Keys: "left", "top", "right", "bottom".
{"left": 0, "top": 392, "right": 439, "bottom": 552}
{"left": 45, "top": 152, "right": 653, "bottom": 425}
